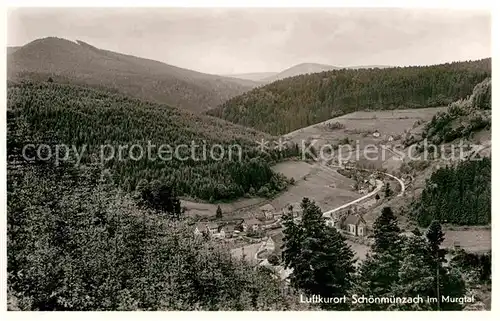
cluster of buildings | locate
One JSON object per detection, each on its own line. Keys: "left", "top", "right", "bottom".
{"left": 194, "top": 199, "right": 372, "bottom": 240}
{"left": 323, "top": 205, "right": 368, "bottom": 237}
{"left": 194, "top": 202, "right": 303, "bottom": 240}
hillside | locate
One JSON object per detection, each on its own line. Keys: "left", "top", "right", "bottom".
{"left": 208, "top": 59, "right": 491, "bottom": 135}
{"left": 7, "top": 81, "right": 300, "bottom": 202}
{"left": 225, "top": 65, "right": 391, "bottom": 83}
{"left": 7, "top": 144, "right": 303, "bottom": 310}
{"left": 7, "top": 37, "right": 258, "bottom": 112}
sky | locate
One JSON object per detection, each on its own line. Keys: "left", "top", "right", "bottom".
{"left": 7, "top": 8, "right": 491, "bottom": 75}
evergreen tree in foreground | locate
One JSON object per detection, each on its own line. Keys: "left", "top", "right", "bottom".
{"left": 353, "top": 206, "right": 402, "bottom": 310}
{"left": 356, "top": 216, "right": 466, "bottom": 311}
{"left": 393, "top": 224, "right": 465, "bottom": 311}
{"left": 282, "top": 198, "right": 356, "bottom": 310}
{"left": 372, "top": 207, "right": 401, "bottom": 254}
{"left": 424, "top": 221, "right": 465, "bottom": 310}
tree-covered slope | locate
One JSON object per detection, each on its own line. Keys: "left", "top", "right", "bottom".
{"left": 411, "top": 158, "right": 491, "bottom": 227}
{"left": 7, "top": 81, "right": 299, "bottom": 202}
{"left": 7, "top": 159, "right": 301, "bottom": 310}
{"left": 422, "top": 78, "right": 491, "bottom": 145}
{"left": 8, "top": 37, "right": 257, "bottom": 112}
{"left": 208, "top": 59, "right": 491, "bottom": 135}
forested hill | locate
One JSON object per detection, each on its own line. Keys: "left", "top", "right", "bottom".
{"left": 7, "top": 81, "right": 300, "bottom": 202}
{"left": 7, "top": 139, "right": 300, "bottom": 311}
{"left": 7, "top": 37, "right": 258, "bottom": 113}
{"left": 208, "top": 59, "right": 491, "bottom": 135}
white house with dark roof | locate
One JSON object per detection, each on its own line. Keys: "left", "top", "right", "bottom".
{"left": 242, "top": 217, "right": 262, "bottom": 232}
{"left": 194, "top": 222, "right": 221, "bottom": 237}
{"left": 343, "top": 214, "right": 367, "bottom": 237}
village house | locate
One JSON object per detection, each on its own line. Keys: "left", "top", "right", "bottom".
{"left": 263, "top": 237, "right": 275, "bottom": 252}
{"left": 194, "top": 223, "right": 208, "bottom": 236}
{"left": 218, "top": 224, "right": 236, "bottom": 239}
{"left": 260, "top": 204, "right": 277, "bottom": 219}
{"left": 343, "top": 214, "right": 367, "bottom": 237}
{"left": 194, "top": 222, "right": 222, "bottom": 237}
{"left": 242, "top": 217, "right": 262, "bottom": 232}
{"left": 207, "top": 222, "right": 219, "bottom": 234}
{"left": 372, "top": 130, "right": 380, "bottom": 138}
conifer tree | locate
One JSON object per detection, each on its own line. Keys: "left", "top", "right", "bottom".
{"left": 216, "top": 205, "right": 223, "bottom": 219}
{"left": 353, "top": 206, "right": 402, "bottom": 310}
{"left": 372, "top": 207, "right": 401, "bottom": 254}
{"left": 392, "top": 227, "right": 466, "bottom": 311}
{"left": 282, "top": 198, "right": 356, "bottom": 310}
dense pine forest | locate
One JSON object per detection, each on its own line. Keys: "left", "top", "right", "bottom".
{"left": 7, "top": 159, "right": 303, "bottom": 310}
{"left": 6, "top": 84, "right": 302, "bottom": 309}
{"left": 7, "top": 81, "right": 301, "bottom": 202}
{"left": 412, "top": 158, "right": 491, "bottom": 226}
{"left": 280, "top": 200, "right": 489, "bottom": 311}
{"left": 208, "top": 59, "right": 491, "bottom": 135}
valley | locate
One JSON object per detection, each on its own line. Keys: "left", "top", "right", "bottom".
{"left": 198, "top": 103, "right": 491, "bottom": 268}
{"left": 7, "top": 32, "right": 492, "bottom": 311}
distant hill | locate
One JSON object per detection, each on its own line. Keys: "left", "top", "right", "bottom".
{"left": 7, "top": 46, "right": 20, "bottom": 55}
{"left": 208, "top": 59, "right": 491, "bottom": 135}
{"left": 224, "top": 72, "right": 278, "bottom": 82}
{"left": 7, "top": 37, "right": 258, "bottom": 112}
{"left": 225, "top": 64, "right": 393, "bottom": 84}
{"left": 263, "top": 63, "right": 339, "bottom": 82}
{"left": 349, "top": 65, "right": 392, "bottom": 69}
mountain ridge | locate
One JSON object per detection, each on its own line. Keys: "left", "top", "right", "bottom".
{"left": 7, "top": 37, "right": 258, "bottom": 112}
{"left": 208, "top": 58, "right": 491, "bottom": 135}
{"left": 224, "top": 63, "right": 393, "bottom": 83}
{"left": 262, "top": 62, "right": 339, "bottom": 82}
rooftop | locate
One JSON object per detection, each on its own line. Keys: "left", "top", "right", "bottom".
{"left": 344, "top": 214, "right": 367, "bottom": 226}
{"left": 260, "top": 204, "right": 276, "bottom": 212}
{"left": 207, "top": 222, "right": 219, "bottom": 229}
{"left": 245, "top": 218, "right": 262, "bottom": 226}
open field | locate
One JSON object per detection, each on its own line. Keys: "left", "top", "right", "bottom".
{"left": 270, "top": 161, "right": 360, "bottom": 212}
{"left": 442, "top": 229, "right": 491, "bottom": 253}
{"left": 183, "top": 159, "right": 360, "bottom": 219}
{"left": 284, "top": 107, "right": 447, "bottom": 169}
{"left": 285, "top": 107, "right": 446, "bottom": 142}
{"left": 271, "top": 160, "right": 315, "bottom": 181}
{"left": 181, "top": 198, "right": 266, "bottom": 218}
